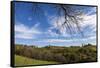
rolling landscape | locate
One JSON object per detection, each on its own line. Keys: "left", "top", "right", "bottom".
{"left": 15, "top": 44, "right": 97, "bottom": 66}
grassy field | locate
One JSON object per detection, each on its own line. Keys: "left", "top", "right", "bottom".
{"left": 15, "top": 55, "right": 58, "bottom": 66}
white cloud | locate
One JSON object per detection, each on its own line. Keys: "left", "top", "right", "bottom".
{"left": 33, "top": 35, "right": 96, "bottom": 43}
{"left": 81, "top": 14, "right": 96, "bottom": 27}
{"left": 15, "top": 23, "right": 41, "bottom": 34}
{"left": 15, "top": 33, "right": 34, "bottom": 39}
{"left": 28, "top": 17, "right": 32, "bottom": 21}
{"left": 80, "top": 13, "right": 96, "bottom": 38}
{"left": 34, "top": 23, "right": 40, "bottom": 28}
{"left": 15, "top": 23, "right": 41, "bottom": 39}
{"left": 34, "top": 39, "right": 73, "bottom": 43}
{"left": 48, "top": 16, "right": 70, "bottom": 37}
{"left": 47, "top": 28, "right": 59, "bottom": 37}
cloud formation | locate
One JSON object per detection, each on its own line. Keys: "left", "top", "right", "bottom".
{"left": 15, "top": 23, "right": 41, "bottom": 39}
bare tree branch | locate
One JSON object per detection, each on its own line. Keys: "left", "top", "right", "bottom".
{"left": 31, "top": 4, "right": 85, "bottom": 37}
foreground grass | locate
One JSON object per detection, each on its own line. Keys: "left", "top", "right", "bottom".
{"left": 15, "top": 55, "right": 58, "bottom": 66}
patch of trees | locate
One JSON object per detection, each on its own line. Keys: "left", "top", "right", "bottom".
{"left": 15, "top": 44, "right": 97, "bottom": 63}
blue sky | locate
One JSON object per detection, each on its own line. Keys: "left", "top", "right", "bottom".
{"left": 14, "top": 2, "right": 97, "bottom": 47}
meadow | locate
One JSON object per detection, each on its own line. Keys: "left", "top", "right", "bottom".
{"left": 15, "top": 55, "right": 58, "bottom": 66}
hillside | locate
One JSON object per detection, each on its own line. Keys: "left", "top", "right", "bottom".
{"left": 15, "top": 44, "right": 97, "bottom": 66}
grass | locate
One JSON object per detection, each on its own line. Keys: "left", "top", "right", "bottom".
{"left": 15, "top": 55, "right": 58, "bottom": 66}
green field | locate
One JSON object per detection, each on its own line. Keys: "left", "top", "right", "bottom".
{"left": 15, "top": 55, "right": 58, "bottom": 66}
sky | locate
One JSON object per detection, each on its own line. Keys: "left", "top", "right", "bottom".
{"left": 14, "top": 2, "right": 97, "bottom": 47}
